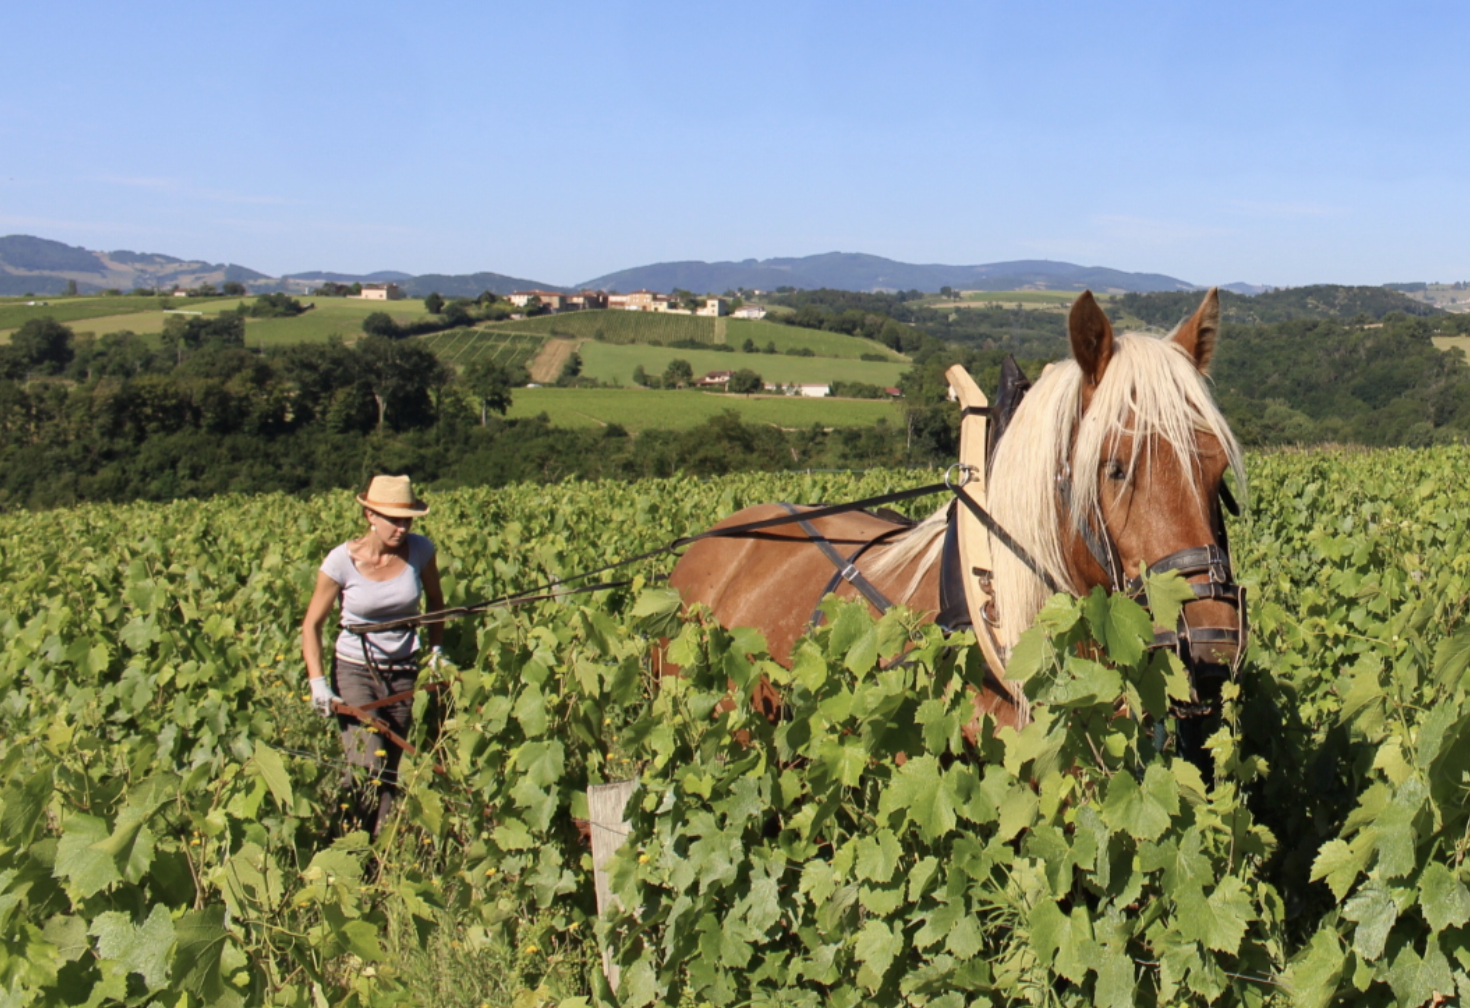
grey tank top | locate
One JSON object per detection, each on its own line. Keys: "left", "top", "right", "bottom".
{"left": 320, "top": 534, "right": 435, "bottom": 664}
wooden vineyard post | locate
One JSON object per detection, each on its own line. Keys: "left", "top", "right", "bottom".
{"left": 588, "top": 779, "right": 637, "bottom": 992}
{"left": 943, "top": 364, "right": 1009, "bottom": 678}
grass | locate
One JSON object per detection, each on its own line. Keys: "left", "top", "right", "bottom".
{"left": 490, "top": 310, "right": 720, "bottom": 345}
{"left": 487, "top": 310, "right": 905, "bottom": 361}
{"left": 723, "top": 318, "right": 905, "bottom": 360}
{"left": 918, "top": 290, "right": 1112, "bottom": 312}
{"left": 0, "top": 296, "right": 243, "bottom": 337}
{"left": 1433, "top": 336, "right": 1470, "bottom": 357}
{"left": 242, "top": 299, "right": 430, "bottom": 345}
{"left": 577, "top": 342, "right": 907, "bottom": 388}
{"left": 506, "top": 388, "right": 901, "bottom": 430}
{"left": 418, "top": 328, "right": 545, "bottom": 370}
{"left": 0, "top": 294, "right": 433, "bottom": 343}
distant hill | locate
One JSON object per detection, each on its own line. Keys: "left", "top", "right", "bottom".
{"left": 1113, "top": 285, "right": 1441, "bottom": 329}
{"left": 283, "top": 270, "right": 414, "bottom": 283}
{"left": 1221, "top": 282, "right": 1273, "bottom": 296}
{"left": 579, "top": 252, "right": 1199, "bottom": 295}
{"left": 0, "top": 235, "right": 562, "bottom": 298}
{"left": 0, "top": 235, "right": 271, "bottom": 296}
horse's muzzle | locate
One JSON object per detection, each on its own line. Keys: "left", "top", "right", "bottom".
{"left": 1131, "top": 544, "right": 1248, "bottom": 688}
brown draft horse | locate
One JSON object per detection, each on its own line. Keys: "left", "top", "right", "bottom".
{"left": 667, "top": 288, "right": 1246, "bottom": 739}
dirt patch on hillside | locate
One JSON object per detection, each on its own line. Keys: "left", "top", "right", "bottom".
{"left": 529, "top": 338, "right": 580, "bottom": 383}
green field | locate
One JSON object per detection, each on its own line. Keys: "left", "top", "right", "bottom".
{"left": 488, "top": 309, "right": 905, "bottom": 360}
{"left": 241, "top": 298, "right": 431, "bottom": 345}
{"left": 0, "top": 294, "right": 433, "bottom": 343}
{"left": 921, "top": 290, "right": 1115, "bottom": 311}
{"left": 1433, "top": 335, "right": 1470, "bottom": 357}
{"left": 490, "top": 309, "right": 721, "bottom": 344}
{"left": 723, "top": 317, "right": 905, "bottom": 359}
{"left": 418, "top": 327, "right": 545, "bottom": 369}
{"left": 577, "top": 341, "right": 907, "bottom": 387}
{"left": 0, "top": 295, "right": 243, "bottom": 337}
{"left": 506, "top": 387, "right": 901, "bottom": 429}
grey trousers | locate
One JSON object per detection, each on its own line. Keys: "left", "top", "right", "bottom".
{"left": 331, "top": 654, "right": 418, "bottom": 838}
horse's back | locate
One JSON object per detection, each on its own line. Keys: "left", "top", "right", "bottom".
{"left": 668, "top": 503, "right": 921, "bottom": 664}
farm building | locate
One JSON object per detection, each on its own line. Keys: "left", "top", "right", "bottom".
{"left": 696, "top": 370, "right": 733, "bottom": 388}
{"left": 731, "top": 305, "right": 767, "bottom": 320}
{"left": 355, "top": 283, "right": 406, "bottom": 301}
{"left": 509, "top": 290, "right": 568, "bottom": 310}
{"left": 609, "top": 290, "right": 675, "bottom": 312}
{"left": 786, "top": 383, "right": 831, "bottom": 398}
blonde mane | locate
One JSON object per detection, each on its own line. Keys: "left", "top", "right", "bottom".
{"left": 986, "top": 332, "right": 1245, "bottom": 650}
{"left": 864, "top": 506, "right": 948, "bottom": 600}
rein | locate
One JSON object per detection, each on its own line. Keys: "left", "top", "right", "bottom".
{"left": 346, "top": 481, "right": 963, "bottom": 636}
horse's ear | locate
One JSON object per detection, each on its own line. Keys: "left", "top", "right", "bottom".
{"left": 1172, "top": 287, "right": 1220, "bottom": 373}
{"left": 1068, "top": 290, "right": 1114, "bottom": 385}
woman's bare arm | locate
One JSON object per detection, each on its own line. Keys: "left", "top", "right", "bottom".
{"left": 301, "top": 571, "right": 342, "bottom": 682}
{"left": 422, "top": 554, "right": 445, "bottom": 650}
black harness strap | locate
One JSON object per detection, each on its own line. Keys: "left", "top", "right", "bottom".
{"left": 776, "top": 503, "right": 899, "bottom": 624}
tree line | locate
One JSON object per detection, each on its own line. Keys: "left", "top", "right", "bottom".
{"left": 0, "top": 317, "right": 943, "bottom": 511}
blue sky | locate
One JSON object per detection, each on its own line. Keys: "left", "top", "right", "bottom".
{"left": 3, "top": 0, "right": 1466, "bottom": 288}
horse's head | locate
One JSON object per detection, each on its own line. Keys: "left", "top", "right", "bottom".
{"left": 986, "top": 288, "right": 1246, "bottom": 685}
{"left": 1065, "top": 288, "right": 1245, "bottom": 675}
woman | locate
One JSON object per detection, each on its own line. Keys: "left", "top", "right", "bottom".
{"left": 301, "top": 474, "right": 444, "bottom": 838}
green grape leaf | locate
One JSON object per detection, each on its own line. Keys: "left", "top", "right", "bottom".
{"left": 1100, "top": 765, "right": 1176, "bottom": 842}
{"left": 1144, "top": 570, "right": 1199, "bottom": 640}
{"left": 1283, "top": 929, "right": 1346, "bottom": 1008}
{"left": 1386, "top": 938, "right": 1455, "bottom": 1008}
{"left": 91, "top": 904, "right": 175, "bottom": 991}
{"left": 247, "top": 743, "right": 293, "bottom": 813}
{"left": 1342, "top": 883, "right": 1398, "bottom": 961}
{"left": 1310, "top": 834, "right": 1376, "bottom": 901}
{"left": 1432, "top": 625, "right": 1470, "bottom": 688}
{"left": 1174, "top": 876, "right": 1252, "bottom": 955}
{"left": 853, "top": 918, "right": 900, "bottom": 989}
{"left": 1418, "top": 863, "right": 1470, "bottom": 932}
{"left": 172, "top": 905, "right": 231, "bottom": 1001}
{"left": 54, "top": 815, "right": 121, "bottom": 898}
{"left": 854, "top": 831, "right": 902, "bottom": 884}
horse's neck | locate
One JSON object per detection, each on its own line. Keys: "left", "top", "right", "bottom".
{"left": 866, "top": 533, "right": 944, "bottom": 612}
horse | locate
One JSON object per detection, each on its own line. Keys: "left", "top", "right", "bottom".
{"left": 667, "top": 288, "right": 1247, "bottom": 742}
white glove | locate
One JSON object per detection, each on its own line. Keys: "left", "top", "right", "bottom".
{"left": 427, "top": 646, "right": 448, "bottom": 672}
{"left": 309, "top": 677, "right": 341, "bottom": 718}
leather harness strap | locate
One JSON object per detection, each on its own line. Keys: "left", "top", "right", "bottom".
{"left": 776, "top": 503, "right": 900, "bottom": 625}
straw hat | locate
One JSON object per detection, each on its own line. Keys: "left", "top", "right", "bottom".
{"left": 356, "top": 475, "right": 429, "bottom": 518}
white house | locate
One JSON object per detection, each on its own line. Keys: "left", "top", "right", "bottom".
{"left": 355, "top": 283, "right": 406, "bottom": 301}
{"left": 789, "top": 383, "right": 830, "bottom": 398}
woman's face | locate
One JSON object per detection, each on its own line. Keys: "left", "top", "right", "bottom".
{"left": 365, "top": 508, "right": 412, "bottom": 548}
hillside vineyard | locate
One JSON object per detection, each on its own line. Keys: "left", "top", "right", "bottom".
{"left": 2, "top": 454, "right": 1470, "bottom": 1005}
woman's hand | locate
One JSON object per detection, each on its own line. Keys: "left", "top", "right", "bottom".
{"left": 309, "top": 676, "right": 341, "bottom": 718}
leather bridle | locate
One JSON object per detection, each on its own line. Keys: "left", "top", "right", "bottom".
{"left": 1061, "top": 465, "right": 1248, "bottom": 688}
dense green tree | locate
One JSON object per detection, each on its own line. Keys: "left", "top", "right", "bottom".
{"left": 162, "top": 313, "right": 245, "bottom": 351}
{"left": 222, "top": 281, "right": 248, "bottom": 296}
{"left": 442, "top": 302, "right": 472, "bottom": 327}
{"left": 355, "top": 335, "right": 447, "bottom": 431}
{"left": 247, "top": 292, "right": 306, "bottom": 318}
{"left": 727, "top": 369, "right": 763, "bottom": 394}
{"left": 741, "top": 338, "right": 757, "bottom": 353}
{"left": 424, "top": 292, "right": 445, "bottom": 314}
{"left": 462, "top": 359, "right": 515, "bottom": 424}
{"left": 7, "top": 318, "right": 75, "bottom": 375}
{"left": 663, "top": 358, "right": 693, "bottom": 388}
{"left": 362, "top": 312, "right": 401, "bottom": 339}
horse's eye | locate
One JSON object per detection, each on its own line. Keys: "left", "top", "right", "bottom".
{"left": 1105, "top": 460, "right": 1126, "bottom": 481}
